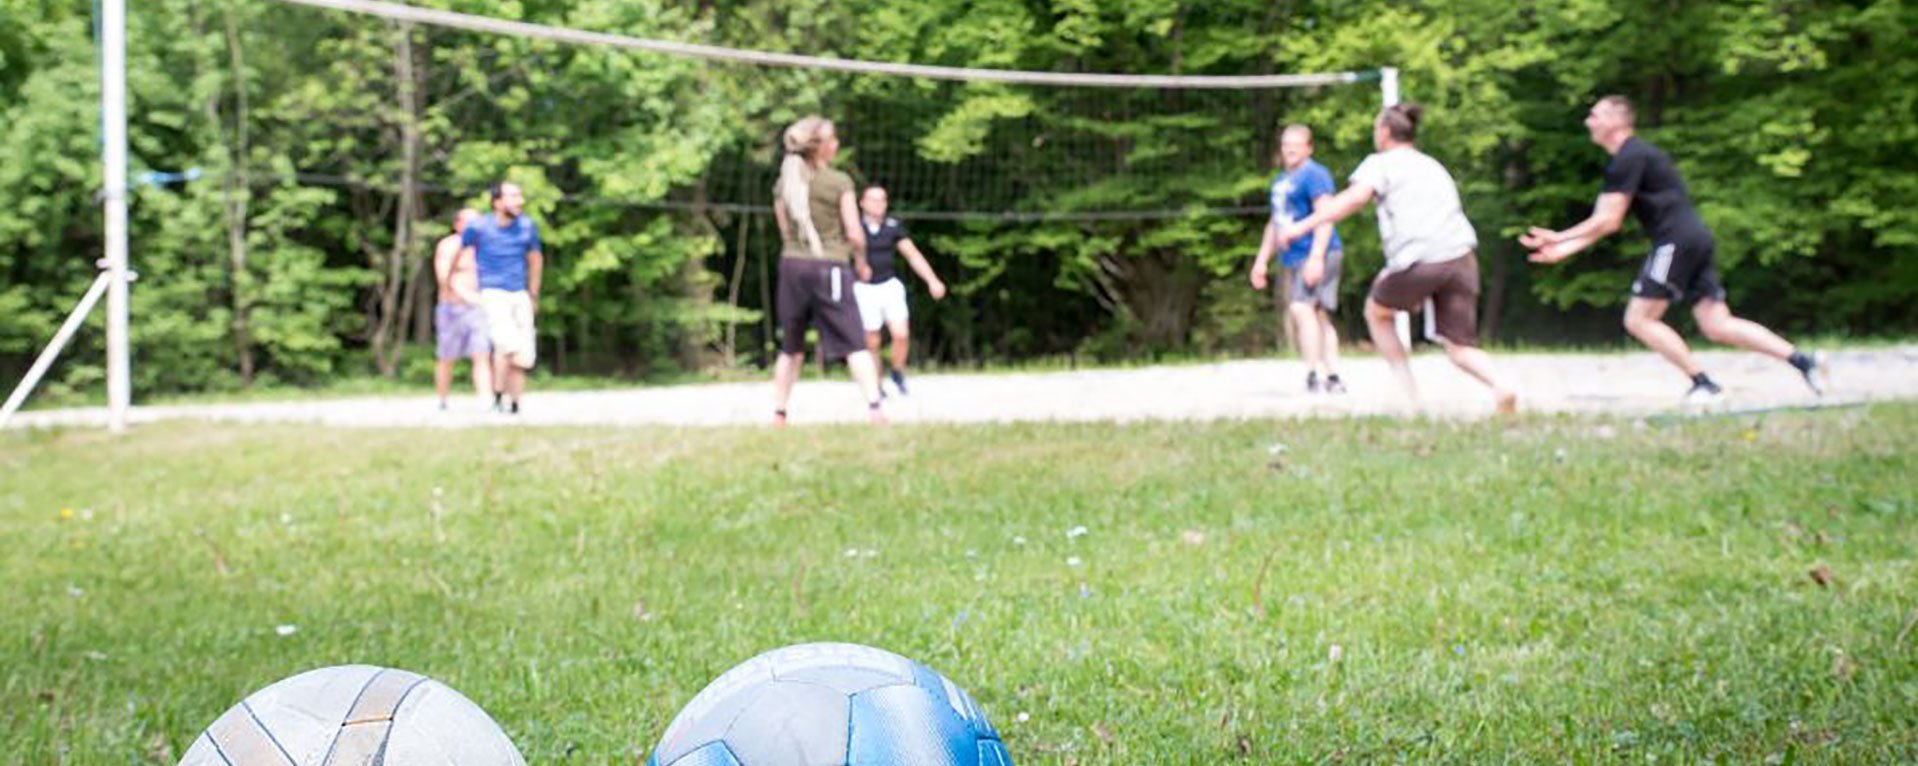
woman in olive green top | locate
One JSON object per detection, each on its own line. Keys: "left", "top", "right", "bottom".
{"left": 770, "top": 116, "right": 887, "bottom": 427}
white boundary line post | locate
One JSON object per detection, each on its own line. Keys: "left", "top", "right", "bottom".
{"left": 102, "top": 0, "right": 132, "bottom": 433}
{"left": 1377, "top": 67, "right": 1415, "bottom": 352}
{"left": 0, "top": 273, "right": 114, "bottom": 429}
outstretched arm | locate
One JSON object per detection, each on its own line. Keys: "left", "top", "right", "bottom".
{"left": 1521, "top": 192, "right": 1631, "bottom": 263}
{"left": 1278, "top": 183, "right": 1375, "bottom": 246}
{"left": 897, "top": 238, "right": 946, "bottom": 299}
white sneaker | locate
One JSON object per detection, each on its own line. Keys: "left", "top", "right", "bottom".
{"left": 1683, "top": 382, "right": 1726, "bottom": 408}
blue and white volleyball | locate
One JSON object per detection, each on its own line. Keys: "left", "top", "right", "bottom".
{"left": 177, "top": 665, "right": 525, "bottom": 766}
{"left": 647, "top": 642, "right": 1012, "bottom": 766}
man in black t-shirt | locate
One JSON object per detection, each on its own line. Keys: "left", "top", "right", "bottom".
{"left": 854, "top": 186, "right": 947, "bottom": 396}
{"left": 1522, "top": 96, "right": 1825, "bottom": 404}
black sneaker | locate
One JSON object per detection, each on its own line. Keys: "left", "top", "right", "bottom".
{"left": 1324, "top": 374, "right": 1347, "bottom": 395}
{"left": 889, "top": 369, "right": 909, "bottom": 396}
{"left": 508, "top": 400, "right": 520, "bottom": 415}
{"left": 1791, "top": 351, "right": 1828, "bottom": 396}
{"left": 1306, "top": 371, "right": 1322, "bottom": 394}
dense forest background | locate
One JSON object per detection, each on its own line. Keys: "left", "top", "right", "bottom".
{"left": 2, "top": 0, "right": 1912, "bottom": 396}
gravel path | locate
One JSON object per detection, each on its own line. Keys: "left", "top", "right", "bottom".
{"left": 11, "top": 346, "right": 1916, "bottom": 430}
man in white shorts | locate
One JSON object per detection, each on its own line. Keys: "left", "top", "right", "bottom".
{"left": 460, "top": 182, "right": 544, "bottom": 414}
{"left": 854, "top": 186, "right": 946, "bottom": 395}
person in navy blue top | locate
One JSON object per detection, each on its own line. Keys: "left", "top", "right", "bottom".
{"left": 460, "top": 181, "right": 545, "bottom": 414}
{"left": 1250, "top": 124, "right": 1346, "bottom": 394}
{"left": 854, "top": 185, "right": 947, "bottom": 397}
{"left": 1523, "top": 96, "right": 1825, "bottom": 404}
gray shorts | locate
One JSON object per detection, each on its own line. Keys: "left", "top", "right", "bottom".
{"left": 435, "top": 302, "right": 491, "bottom": 361}
{"left": 1278, "top": 249, "right": 1342, "bottom": 312}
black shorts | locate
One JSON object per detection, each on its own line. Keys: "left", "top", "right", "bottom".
{"left": 1631, "top": 238, "right": 1726, "bottom": 303}
{"left": 777, "top": 258, "right": 867, "bottom": 362}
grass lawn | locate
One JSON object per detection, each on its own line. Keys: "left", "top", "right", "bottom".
{"left": 2, "top": 406, "right": 1913, "bottom": 763}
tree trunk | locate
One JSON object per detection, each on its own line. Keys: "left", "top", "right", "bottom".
{"left": 220, "top": 9, "right": 255, "bottom": 385}
{"left": 372, "top": 22, "right": 421, "bottom": 378}
{"left": 1095, "top": 245, "right": 1205, "bottom": 351}
{"left": 724, "top": 212, "right": 750, "bottom": 366}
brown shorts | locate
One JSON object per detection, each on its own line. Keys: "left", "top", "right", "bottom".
{"left": 1369, "top": 252, "right": 1481, "bottom": 347}
{"left": 777, "top": 257, "right": 867, "bottom": 362}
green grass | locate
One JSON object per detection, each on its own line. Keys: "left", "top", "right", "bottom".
{"left": 2, "top": 407, "right": 1914, "bottom": 764}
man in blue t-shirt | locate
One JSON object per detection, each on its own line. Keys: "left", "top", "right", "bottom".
{"left": 1250, "top": 124, "right": 1346, "bottom": 393}
{"left": 460, "top": 181, "right": 544, "bottom": 414}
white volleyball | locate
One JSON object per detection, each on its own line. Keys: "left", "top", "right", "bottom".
{"left": 177, "top": 665, "right": 525, "bottom": 766}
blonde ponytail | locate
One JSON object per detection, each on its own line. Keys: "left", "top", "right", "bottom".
{"left": 778, "top": 116, "right": 831, "bottom": 258}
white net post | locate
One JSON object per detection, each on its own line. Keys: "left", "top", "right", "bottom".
{"left": 1378, "top": 67, "right": 1414, "bottom": 352}
{"left": 102, "top": 0, "right": 132, "bottom": 432}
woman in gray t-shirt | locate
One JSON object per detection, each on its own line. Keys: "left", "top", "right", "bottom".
{"left": 1278, "top": 104, "right": 1516, "bottom": 415}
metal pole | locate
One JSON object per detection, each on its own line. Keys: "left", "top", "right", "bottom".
{"left": 1378, "top": 67, "right": 1415, "bottom": 350}
{"left": 0, "top": 274, "right": 114, "bottom": 429}
{"left": 102, "top": 0, "right": 131, "bottom": 433}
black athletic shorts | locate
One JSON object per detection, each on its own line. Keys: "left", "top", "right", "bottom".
{"left": 777, "top": 257, "right": 867, "bottom": 362}
{"left": 1631, "top": 237, "right": 1726, "bottom": 303}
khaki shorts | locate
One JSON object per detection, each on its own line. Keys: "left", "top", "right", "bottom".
{"left": 480, "top": 289, "right": 537, "bottom": 368}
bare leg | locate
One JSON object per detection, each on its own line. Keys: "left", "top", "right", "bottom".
{"left": 434, "top": 359, "right": 454, "bottom": 404}
{"left": 772, "top": 351, "right": 804, "bottom": 416}
{"left": 1623, "top": 298, "right": 1703, "bottom": 379}
{"left": 1318, "top": 307, "right": 1341, "bottom": 375}
{"left": 1439, "top": 340, "right": 1518, "bottom": 414}
{"left": 468, "top": 353, "right": 493, "bottom": 401}
{"left": 845, "top": 349, "right": 886, "bottom": 424}
{"left": 1288, "top": 302, "right": 1324, "bottom": 376}
{"left": 1692, "top": 299, "right": 1794, "bottom": 360}
{"left": 1365, "top": 297, "right": 1418, "bottom": 404}
{"left": 492, "top": 350, "right": 512, "bottom": 398}
{"left": 887, "top": 321, "right": 911, "bottom": 374}
{"left": 865, "top": 331, "right": 883, "bottom": 364}
{"left": 502, "top": 361, "right": 525, "bottom": 403}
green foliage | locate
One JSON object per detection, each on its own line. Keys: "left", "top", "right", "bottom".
{"left": 0, "top": 0, "right": 1912, "bottom": 395}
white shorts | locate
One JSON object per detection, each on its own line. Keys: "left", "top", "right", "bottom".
{"left": 853, "top": 278, "right": 909, "bottom": 333}
{"left": 479, "top": 289, "right": 537, "bottom": 368}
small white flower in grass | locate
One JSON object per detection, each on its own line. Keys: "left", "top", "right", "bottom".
{"left": 279, "top": 513, "right": 293, "bottom": 526}
{"left": 1328, "top": 644, "right": 1343, "bottom": 663}
{"left": 862, "top": 549, "right": 878, "bottom": 558}
{"left": 275, "top": 624, "right": 298, "bottom": 637}
{"left": 1267, "top": 443, "right": 1289, "bottom": 456}
{"left": 1012, "top": 535, "right": 1027, "bottom": 546}
{"left": 66, "top": 585, "right": 84, "bottom": 598}
{"left": 1066, "top": 525, "right": 1088, "bottom": 540}
{"left": 844, "top": 548, "right": 859, "bottom": 558}
{"left": 79, "top": 508, "right": 94, "bottom": 521}
{"left": 1066, "top": 556, "right": 1083, "bottom": 568}
{"left": 1016, "top": 712, "right": 1030, "bottom": 723}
